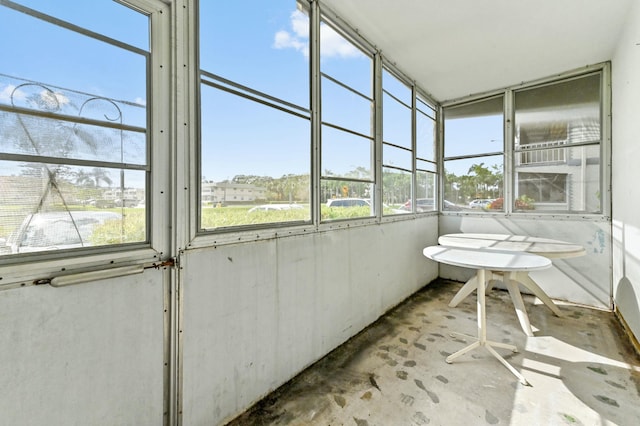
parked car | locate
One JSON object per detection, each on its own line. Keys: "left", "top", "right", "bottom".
{"left": 443, "top": 200, "right": 463, "bottom": 211}
{"left": 397, "top": 198, "right": 435, "bottom": 213}
{"left": 468, "top": 198, "right": 494, "bottom": 209}
{"left": 326, "top": 198, "right": 370, "bottom": 207}
{"left": 248, "top": 204, "right": 304, "bottom": 212}
{"left": 396, "top": 198, "right": 461, "bottom": 212}
{"left": 94, "top": 199, "right": 115, "bottom": 208}
{"left": 0, "top": 211, "right": 122, "bottom": 254}
{"left": 114, "top": 198, "right": 138, "bottom": 208}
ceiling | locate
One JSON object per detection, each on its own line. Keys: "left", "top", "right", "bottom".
{"left": 320, "top": 0, "right": 633, "bottom": 102}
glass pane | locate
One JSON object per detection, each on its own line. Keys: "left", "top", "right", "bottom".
{"left": 383, "top": 68, "right": 411, "bottom": 105}
{"left": 0, "top": 161, "right": 146, "bottom": 256}
{"left": 382, "top": 92, "right": 411, "bottom": 148}
{"left": 443, "top": 156, "right": 503, "bottom": 211}
{"left": 321, "top": 126, "right": 373, "bottom": 179}
{"left": 515, "top": 145, "right": 601, "bottom": 213}
{"left": 444, "top": 96, "right": 503, "bottom": 158}
{"left": 320, "top": 180, "right": 374, "bottom": 220}
{"left": 200, "top": 85, "right": 311, "bottom": 229}
{"left": 0, "top": 6, "right": 147, "bottom": 110}
{"left": 383, "top": 168, "right": 412, "bottom": 214}
{"left": 321, "top": 76, "right": 373, "bottom": 136}
{"left": 320, "top": 21, "right": 372, "bottom": 96}
{"left": 416, "top": 159, "right": 436, "bottom": 174}
{"left": 3, "top": 0, "right": 148, "bottom": 50}
{"left": 0, "top": 2, "right": 149, "bottom": 257}
{"left": 199, "top": 0, "right": 309, "bottom": 108}
{"left": 417, "top": 97, "right": 436, "bottom": 120}
{"left": 515, "top": 74, "right": 601, "bottom": 147}
{"left": 514, "top": 74, "right": 601, "bottom": 214}
{"left": 416, "top": 109, "right": 436, "bottom": 161}
{"left": 416, "top": 172, "right": 438, "bottom": 205}
{"left": 383, "top": 144, "right": 412, "bottom": 171}
{"left": 0, "top": 109, "right": 145, "bottom": 165}
{"left": 389, "top": 171, "right": 437, "bottom": 215}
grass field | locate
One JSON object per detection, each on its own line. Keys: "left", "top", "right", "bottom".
{"left": 199, "top": 204, "right": 400, "bottom": 229}
{"left": 1, "top": 203, "right": 402, "bottom": 249}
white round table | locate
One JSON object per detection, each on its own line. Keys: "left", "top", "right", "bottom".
{"left": 438, "top": 233, "right": 586, "bottom": 336}
{"left": 423, "top": 245, "right": 552, "bottom": 385}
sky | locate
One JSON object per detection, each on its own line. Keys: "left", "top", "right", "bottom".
{"left": 199, "top": 0, "right": 380, "bottom": 183}
{"left": 0, "top": 0, "right": 149, "bottom": 189}
{"left": 0, "top": 0, "right": 486, "bottom": 189}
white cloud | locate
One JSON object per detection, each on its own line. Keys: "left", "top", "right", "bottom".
{"left": 0, "top": 85, "right": 68, "bottom": 110}
{"left": 320, "top": 24, "right": 360, "bottom": 59}
{"left": 273, "top": 10, "right": 309, "bottom": 57}
{"left": 0, "top": 84, "right": 25, "bottom": 103}
{"left": 290, "top": 9, "right": 308, "bottom": 38}
{"left": 273, "top": 9, "right": 362, "bottom": 60}
{"left": 40, "top": 89, "right": 69, "bottom": 108}
{"left": 274, "top": 30, "right": 306, "bottom": 52}
{"left": 134, "top": 96, "right": 146, "bottom": 106}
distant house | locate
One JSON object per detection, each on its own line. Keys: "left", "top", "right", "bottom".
{"left": 201, "top": 181, "right": 267, "bottom": 205}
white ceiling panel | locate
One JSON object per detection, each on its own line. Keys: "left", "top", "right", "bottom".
{"left": 320, "top": 0, "right": 632, "bottom": 101}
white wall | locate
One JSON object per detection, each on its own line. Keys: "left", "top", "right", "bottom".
{"left": 180, "top": 217, "right": 439, "bottom": 425}
{"left": 0, "top": 270, "right": 166, "bottom": 426}
{"left": 439, "top": 215, "right": 611, "bottom": 308}
{"left": 611, "top": 0, "right": 640, "bottom": 342}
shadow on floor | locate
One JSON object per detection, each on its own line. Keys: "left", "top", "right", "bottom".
{"left": 227, "top": 279, "right": 640, "bottom": 426}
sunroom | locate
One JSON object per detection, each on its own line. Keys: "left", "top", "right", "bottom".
{"left": 0, "top": 0, "right": 639, "bottom": 425}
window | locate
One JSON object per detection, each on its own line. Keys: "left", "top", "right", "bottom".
{"left": 320, "top": 18, "right": 374, "bottom": 221}
{"left": 518, "top": 172, "right": 567, "bottom": 206}
{"left": 382, "top": 68, "right": 415, "bottom": 215}
{"left": 514, "top": 73, "right": 602, "bottom": 213}
{"left": 443, "top": 96, "right": 504, "bottom": 211}
{"left": 196, "top": 1, "right": 438, "bottom": 229}
{"left": 0, "top": 1, "right": 150, "bottom": 258}
{"left": 443, "top": 70, "right": 605, "bottom": 215}
{"left": 415, "top": 96, "right": 438, "bottom": 212}
{"left": 199, "top": 0, "right": 311, "bottom": 230}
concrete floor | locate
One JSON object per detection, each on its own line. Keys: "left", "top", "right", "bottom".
{"left": 227, "top": 279, "right": 640, "bottom": 426}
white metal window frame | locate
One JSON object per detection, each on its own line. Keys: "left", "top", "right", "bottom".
{"left": 0, "top": 0, "right": 172, "bottom": 289}
{"left": 440, "top": 62, "right": 611, "bottom": 219}
{"left": 187, "top": 0, "right": 440, "bottom": 250}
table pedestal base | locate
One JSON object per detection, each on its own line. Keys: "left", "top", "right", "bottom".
{"left": 446, "top": 332, "right": 529, "bottom": 386}
{"left": 449, "top": 270, "right": 563, "bottom": 337}
{"left": 447, "top": 269, "right": 531, "bottom": 386}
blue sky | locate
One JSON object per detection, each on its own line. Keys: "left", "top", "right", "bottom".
{"left": 199, "top": 0, "right": 380, "bottom": 182}
{"left": 0, "top": 0, "right": 491, "bottom": 188}
{"left": 0, "top": 1, "right": 149, "bottom": 190}
{"left": 0, "top": 1, "right": 147, "bottom": 103}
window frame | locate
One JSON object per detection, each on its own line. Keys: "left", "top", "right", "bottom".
{"left": 196, "top": 0, "right": 314, "bottom": 233}
{"left": 0, "top": 0, "right": 171, "bottom": 288}
{"left": 442, "top": 94, "right": 506, "bottom": 213}
{"left": 441, "top": 63, "right": 610, "bottom": 218}
{"left": 188, "top": 0, "right": 440, "bottom": 249}
{"left": 319, "top": 14, "right": 377, "bottom": 222}
{"left": 381, "top": 65, "right": 416, "bottom": 215}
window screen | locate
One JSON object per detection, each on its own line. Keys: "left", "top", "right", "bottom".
{"left": 0, "top": 1, "right": 149, "bottom": 257}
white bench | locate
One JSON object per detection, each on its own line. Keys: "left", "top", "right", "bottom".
{"left": 423, "top": 245, "right": 552, "bottom": 385}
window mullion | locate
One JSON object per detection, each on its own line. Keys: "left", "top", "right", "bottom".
{"left": 373, "top": 52, "right": 383, "bottom": 219}
{"left": 504, "top": 90, "right": 514, "bottom": 214}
